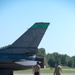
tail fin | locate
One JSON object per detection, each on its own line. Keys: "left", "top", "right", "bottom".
{"left": 0, "top": 22, "right": 50, "bottom": 54}
{"left": 11, "top": 22, "right": 50, "bottom": 48}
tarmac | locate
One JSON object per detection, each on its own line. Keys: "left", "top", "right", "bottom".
{"left": 14, "top": 73, "right": 75, "bottom": 75}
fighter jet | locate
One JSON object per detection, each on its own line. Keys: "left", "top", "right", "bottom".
{"left": 0, "top": 22, "right": 50, "bottom": 75}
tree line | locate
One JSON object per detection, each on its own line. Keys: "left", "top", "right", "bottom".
{"left": 38, "top": 48, "right": 75, "bottom": 68}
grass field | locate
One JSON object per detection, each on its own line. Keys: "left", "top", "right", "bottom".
{"left": 14, "top": 68, "right": 75, "bottom": 74}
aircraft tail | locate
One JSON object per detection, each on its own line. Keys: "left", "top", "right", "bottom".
{"left": 0, "top": 22, "right": 50, "bottom": 54}
{"left": 11, "top": 22, "right": 49, "bottom": 48}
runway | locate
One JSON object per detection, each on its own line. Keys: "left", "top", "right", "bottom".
{"left": 14, "top": 73, "right": 75, "bottom": 75}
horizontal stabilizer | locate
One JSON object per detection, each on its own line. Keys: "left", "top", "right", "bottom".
{"left": 15, "top": 60, "right": 36, "bottom": 66}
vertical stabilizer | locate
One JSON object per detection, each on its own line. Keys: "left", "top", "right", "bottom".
{"left": 11, "top": 22, "right": 50, "bottom": 48}
{"left": 0, "top": 22, "right": 50, "bottom": 54}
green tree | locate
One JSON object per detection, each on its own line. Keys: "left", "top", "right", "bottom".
{"left": 48, "top": 57, "right": 56, "bottom": 67}
{"left": 52, "top": 52, "right": 61, "bottom": 64}
{"left": 72, "top": 56, "right": 75, "bottom": 67}
{"left": 38, "top": 48, "right": 46, "bottom": 57}
{"left": 38, "top": 48, "right": 75, "bottom": 68}
{"left": 67, "top": 58, "right": 74, "bottom": 67}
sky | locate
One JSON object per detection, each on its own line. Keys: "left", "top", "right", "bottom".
{"left": 0, "top": 0, "right": 75, "bottom": 56}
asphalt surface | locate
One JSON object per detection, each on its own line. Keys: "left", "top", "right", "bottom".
{"left": 14, "top": 73, "right": 75, "bottom": 75}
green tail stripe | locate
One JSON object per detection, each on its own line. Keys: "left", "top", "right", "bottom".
{"left": 32, "top": 22, "right": 50, "bottom": 28}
